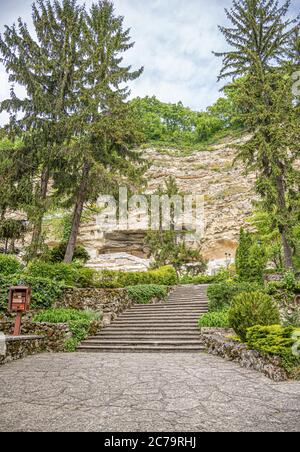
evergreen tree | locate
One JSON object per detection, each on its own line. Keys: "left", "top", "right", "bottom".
{"left": 215, "top": 0, "right": 300, "bottom": 269}
{"left": 235, "top": 228, "right": 253, "bottom": 278}
{"left": 0, "top": 0, "right": 84, "bottom": 258}
{"left": 60, "top": 0, "right": 144, "bottom": 263}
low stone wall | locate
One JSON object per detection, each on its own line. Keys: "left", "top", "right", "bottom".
{"left": 0, "top": 319, "right": 101, "bottom": 359}
{"left": 201, "top": 328, "right": 289, "bottom": 382}
{"left": 0, "top": 321, "right": 72, "bottom": 353}
{"left": 0, "top": 335, "right": 45, "bottom": 366}
{"left": 56, "top": 288, "right": 132, "bottom": 314}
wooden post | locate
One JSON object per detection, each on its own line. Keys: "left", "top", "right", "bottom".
{"left": 13, "top": 312, "right": 22, "bottom": 336}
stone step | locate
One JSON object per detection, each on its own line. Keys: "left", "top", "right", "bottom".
{"left": 100, "top": 327, "right": 200, "bottom": 332}
{"left": 129, "top": 305, "right": 208, "bottom": 310}
{"left": 77, "top": 345, "right": 205, "bottom": 353}
{"left": 77, "top": 283, "right": 209, "bottom": 354}
{"left": 116, "top": 319, "right": 201, "bottom": 324}
{"left": 91, "top": 334, "right": 201, "bottom": 339}
{"left": 82, "top": 339, "right": 204, "bottom": 345}
{"left": 126, "top": 310, "right": 206, "bottom": 315}
{"left": 119, "top": 313, "right": 201, "bottom": 319}
{"left": 168, "top": 298, "right": 208, "bottom": 302}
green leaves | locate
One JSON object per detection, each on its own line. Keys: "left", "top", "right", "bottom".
{"left": 216, "top": 1, "right": 300, "bottom": 270}
{"left": 126, "top": 285, "right": 168, "bottom": 305}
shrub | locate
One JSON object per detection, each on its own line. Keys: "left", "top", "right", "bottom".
{"left": 229, "top": 291, "right": 280, "bottom": 341}
{"left": 198, "top": 309, "right": 230, "bottom": 329}
{"left": 25, "top": 261, "right": 96, "bottom": 287}
{"left": 283, "top": 309, "right": 300, "bottom": 328}
{"left": 236, "top": 229, "right": 267, "bottom": 282}
{"left": 0, "top": 254, "right": 22, "bottom": 275}
{"left": 48, "top": 243, "right": 90, "bottom": 263}
{"left": 246, "top": 325, "right": 300, "bottom": 372}
{"left": 207, "top": 281, "right": 261, "bottom": 311}
{"left": 33, "top": 309, "right": 101, "bottom": 351}
{"left": 126, "top": 285, "right": 168, "bottom": 304}
{"left": 98, "top": 265, "right": 177, "bottom": 288}
{"left": 0, "top": 275, "right": 64, "bottom": 310}
{"left": 179, "top": 274, "right": 217, "bottom": 285}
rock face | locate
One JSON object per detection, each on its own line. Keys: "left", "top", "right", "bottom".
{"left": 78, "top": 136, "right": 256, "bottom": 266}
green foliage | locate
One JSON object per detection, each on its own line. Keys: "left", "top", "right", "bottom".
{"left": 131, "top": 95, "right": 242, "bottom": 147}
{"left": 47, "top": 243, "right": 90, "bottom": 264}
{"left": 207, "top": 281, "right": 262, "bottom": 311}
{"left": 0, "top": 0, "right": 145, "bottom": 262}
{"left": 246, "top": 325, "right": 300, "bottom": 372}
{"left": 179, "top": 274, "right": 217, "bottom": 285}
{"left": 282, "top": 271, "right": 297, "bottom": 291}
{"left": 236, "top": 229, "right": 267, "bottom": 282}
{"left": 98, "top": 266, "right": 177, "bottom": 288}
{"left": 229, "top": 292, "right": 280, "bottom": 341}
{"left": 0, "top": 254, "right": 22, "bottom": 275}
{"left": 33, "top": 308, "right": 100, "bottom": 324}
{"left": 215, "top": 1, "right": 300, "bottom": 270}
{"left": 283, "top": 310, "right": 300, "bottom": 328}
{"left": 249, "top": 208, "right": 284, "bottom": 270}
{"left": 145, "top": 177, "right": 206, "bottom": 271}
{"left": 265, "top": 271, "right": 299, "bottom": 306}
{"left": 0, "top": 275, "right": 64, "bottom": 310}
{"left": 198, "top": 309, "right": 230, "bottom": 329}
{"left": 25, "top": 261, "right": 96, "bottom": 288}
{"left": 0, "top": 220, "right": 27, "bottom": 253}
{"left": 33, "top": 308, "right": 101, "bottom": 351}
{"left": 126, "top": 285, "right": 168, "bottom": 305}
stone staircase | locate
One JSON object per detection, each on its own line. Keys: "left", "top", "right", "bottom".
{"left": 77, "top": 285, "right": 209, "bottom": 353}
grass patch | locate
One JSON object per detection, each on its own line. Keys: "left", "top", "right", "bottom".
{"left": 33, "top": 308, "right": 101, "bottom": 351}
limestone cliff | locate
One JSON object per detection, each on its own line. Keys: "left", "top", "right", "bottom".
{"left": 79, "top": 135, "right": 257, "bottom": 267}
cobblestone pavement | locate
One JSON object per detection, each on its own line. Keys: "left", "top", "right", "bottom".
{"left": 0, "top": 353, "right": 299, "bottom": 432}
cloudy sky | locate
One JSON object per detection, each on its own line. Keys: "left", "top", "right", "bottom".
{"left": 0, "top": 0, "right": 299, "bottom": 125}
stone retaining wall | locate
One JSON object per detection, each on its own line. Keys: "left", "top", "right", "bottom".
{"left": 0, "top": 319, "right": 102, "bottom": 364}
{"left": 55, "top": 288, "right": 133, "bottom": 322}
{"left": 0, "top": 335, "right": 45, "bottom": 366}
{"left": 201, "top": 328, "right": 289, "bottom": 382}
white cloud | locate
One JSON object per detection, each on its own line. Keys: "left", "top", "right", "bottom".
{"left": 0, "top": 0, "right": 298, "bottom": 126}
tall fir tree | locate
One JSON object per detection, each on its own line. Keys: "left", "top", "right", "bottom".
{"left": 60, "top": 0, "right": 144, "bottom": 263}
{"left": 0, "top": 0, "right": 84, "bottom": 259}
{"left": 215, "top": 0, "right": 300, "bottom": 269}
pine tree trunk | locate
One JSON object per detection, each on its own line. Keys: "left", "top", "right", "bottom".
{"left": 275, "top": 174, "right": 294, "bottom": 270}
{"left": 64, "top": 162, "right": 90, "bottom": 264}
{"left": 29, "top": 166, "right": 50, "bottom": 259}
{"left": 4, "top": 238, "right": 8, "bottom": 254}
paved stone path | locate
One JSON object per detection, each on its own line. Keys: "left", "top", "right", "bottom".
{"left": 0, "top": 353, "right": 299, "bottom": 432}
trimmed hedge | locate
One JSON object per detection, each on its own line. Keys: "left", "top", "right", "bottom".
{"left": 179, "top": 274, "right": 217, "bottom": 285}
{"left": 207, "top": 280, "right": 262, "bottom": 311}
{"left": 98, "top": 265, "right": 177, "bottom": 288}
{"left": 246, "top": 325, "right": 300, "bottom": 373}
{"left": 0, "top": 254, "right": 22, "bottom": 276}
{"left": 229, "top": 291, "right": 280, "bottom": 341}
{"left": 198, "top": 309, "right": 230, "bottom": 329}
{"left": 25, "top": 261, "right": 96, "bottom": 287}
{"left": 0, "top": 275, "right": 64, "bottom": 310}
{"left": 126, "top": 285, "right": 168, "bottom": 304}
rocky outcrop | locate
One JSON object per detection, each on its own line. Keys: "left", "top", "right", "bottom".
{"left": 78, "top": 136, "right": 256, "bottom": 266}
